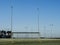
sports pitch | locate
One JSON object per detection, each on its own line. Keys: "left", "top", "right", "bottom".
{"left": 0, "top": 39, "right": 60, "bottom": 45}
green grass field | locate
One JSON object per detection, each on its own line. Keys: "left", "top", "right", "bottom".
{"left": 0, "top": 39, "right": 60, "bottom": 45}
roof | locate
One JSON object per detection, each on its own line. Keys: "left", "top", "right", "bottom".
{"left": 12, "top": 32, "right": 40, "bottom": 34}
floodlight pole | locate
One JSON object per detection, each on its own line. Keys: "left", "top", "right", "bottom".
{"left": 37, "top": 8, "right": 39, "bottom": 33}
{"left": 11, "top": 5, "right": 13, "bottom": 38}
{"left": 37, "top": 8, "right": 40, "bottom": 38}
{"left": 51, "top": 24, "right": 53, "bottom": 38}
{"left": 10, "top": 0, "right": 13, "bottom": 39}
{"left": 50, "top": 24, "right": 53, "bottom": 38}
{"left": 44, "top": 26, "right": 46, "bottom": 38}
{"left": 11, "top": 6, "right": 13, "bottom": 32}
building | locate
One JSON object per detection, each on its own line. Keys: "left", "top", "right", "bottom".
{"left": 12, "top": 32, "right": 40, "bottom": 39}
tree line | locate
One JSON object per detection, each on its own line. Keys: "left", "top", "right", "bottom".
{"left": 0, "top": 30, "right": 12, "bottom": 38}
